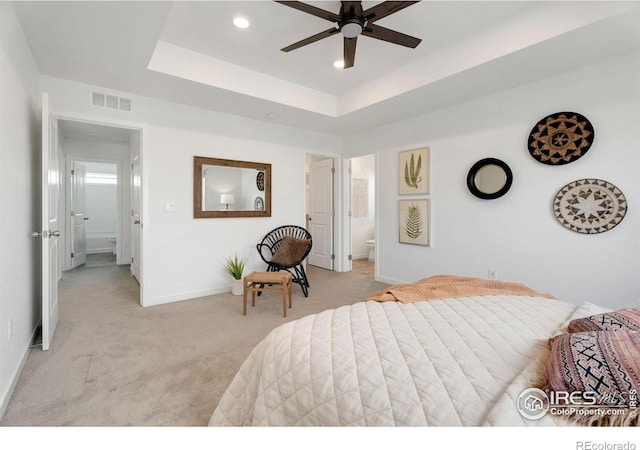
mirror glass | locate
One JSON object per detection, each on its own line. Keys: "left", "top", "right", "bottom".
{"left": 467, "top": 158, "right": 513, "bottom": 200}
{"left": 474, "top": 164, "right": 507, "bottom": 195}
{"left": 194, "top": 156, "right": 271, "bottom": 218}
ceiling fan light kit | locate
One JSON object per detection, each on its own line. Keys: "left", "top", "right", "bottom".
{"left": 341, "top": 20, "right": 363, "bottom": 39}
{"left": 276, "top": 1, "right": 422, "bottom": 68}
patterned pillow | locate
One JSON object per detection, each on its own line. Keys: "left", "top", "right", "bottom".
{"left": 545, "top": 331, "right": 640, "bottom": 425}
{"left": 568, "top": 308, "right": 640, "bottom": 333}
{"left": 271, "top": 236, "right": 311, "bottom": 267}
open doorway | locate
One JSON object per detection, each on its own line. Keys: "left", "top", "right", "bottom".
{"left": 58, "top": 119, "right": 141, "bottom": 282}
{"left": 38, "top": 98, "right": 143, "bottom": 351}
{"left": 68, "top": 160, "right": 119, "bottom": 268}
{"left": 349, "top": 154, "right": 376, "bottom": 278}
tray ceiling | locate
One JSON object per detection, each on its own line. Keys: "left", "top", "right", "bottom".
{"left": 13, "top": 1, "right": 640, "bottom": 135}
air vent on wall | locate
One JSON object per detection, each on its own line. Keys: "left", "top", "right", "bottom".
{"left": 91, "top": 91, "right": 132, "bottom": 112}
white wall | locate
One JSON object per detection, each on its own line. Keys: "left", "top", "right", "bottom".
{"left": 0, "top": 3, "right": 41, "bottom": 418}
{"left": 344, "top": 54, "right": 640, "bottom": 309}
{"left": 350, "top": 154, "right": 375, "bottom": 259}
{"left": 40, "top": 75, "right": 341, "bottom": 306}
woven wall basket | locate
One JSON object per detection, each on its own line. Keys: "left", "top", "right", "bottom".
{"left": 528, "top": 111, "right": 594, "bottom": 165}
{"left": 553, "top": 179, "right": 627, "bottom": 234}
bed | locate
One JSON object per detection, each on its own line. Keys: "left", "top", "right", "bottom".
{"left": 210, "top": 276, "right": 637, "bottom": 426}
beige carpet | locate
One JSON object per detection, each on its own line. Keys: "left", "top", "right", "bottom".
{"left": 0, "top": 263, "right": 388, "bottom": 426}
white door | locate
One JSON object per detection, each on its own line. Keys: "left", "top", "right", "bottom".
{"left": 70, "top": 161, "right": 87, "bottom": 268}
{"left": 40, "top": 93, "right": 60, "bottom": 351}
{"left": 308, "top": 158, "right": 334, "bottom": 270}
{"left": 346, "top": 159, "right": 353, "bottom": 272}
{"left": 131, "top": 154, "right": 141, "bottom": 282}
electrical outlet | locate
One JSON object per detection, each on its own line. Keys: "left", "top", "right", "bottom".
{"left": 8, "top": 318, "right": 13, "bottom": 340}
{"left": 489, "top": 268, "right": 497, "bottom": 280}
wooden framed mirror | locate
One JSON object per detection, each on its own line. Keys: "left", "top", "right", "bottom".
{"left": 194, "top": 156, "right": 271, "bottom": 218}
{"left": 467, "top": 158, "right": 513, "bottom": 200}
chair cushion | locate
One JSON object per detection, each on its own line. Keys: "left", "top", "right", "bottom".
{"left": 245, "top": 271, "right": 292, "bottom": 284}
{"left": 271, "top": 236, "right": 311, "bottom": 267}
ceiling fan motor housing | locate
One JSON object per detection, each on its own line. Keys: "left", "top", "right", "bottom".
{"left": 339, "top": 2, "right": 365, "bottom": 38}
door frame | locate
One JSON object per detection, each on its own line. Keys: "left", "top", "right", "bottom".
{"left": 64, "top": 156, "right": 122, "bottom": 270}
{"left": 54, "top": 112, "right": 145, "bottom": 306}
{"left": 342, "top": 153, "right": 378, "bottom": 278}
{"left": 130, "top": 150, "right": 141, "bottom": 283}
{"left": 344, "top": 158, "right": 353, "bottom": 273}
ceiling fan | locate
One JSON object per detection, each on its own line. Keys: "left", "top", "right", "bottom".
{"left": 276, "top": 1, "right": 422, "bottom": 68}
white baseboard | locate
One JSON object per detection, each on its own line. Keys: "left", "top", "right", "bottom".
{"left": 142, "top": 286, "right": 230, "bottom": 307}
{"left": 375, "top": 275, "right": 407, "bottom": 286}
{"left": 0, "top": 324, "right": 40, "bottom": 421}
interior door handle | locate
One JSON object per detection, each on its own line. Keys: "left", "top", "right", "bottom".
{"left": 134, "top": 220, "right": 141, "bottom": 225}
{"left": 83, "top": 217, "right": 90, "bottom": 221}
{"left": 50, "top": 230, "right": 61, "bottom": 237}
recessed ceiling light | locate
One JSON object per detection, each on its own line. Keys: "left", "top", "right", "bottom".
{"left": 233, "top": 17, "right": 250, "bottom": 29}
{"left": 333, "top": 60, "right": 345, "bottom": 69}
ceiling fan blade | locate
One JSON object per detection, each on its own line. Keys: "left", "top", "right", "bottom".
{"left": 363, "top": 1, "right": 420, "bottom": 23}
{"left": 344, "top": 37, "right": 357, "bottom": 68}
{"left": 362, "top": 23, "right": 421, "bottom": 48}
{"left": 275, "top": 1, "right": 340, "bottom": 22}
{"left": 281, "top": 27, "right": 340, "bottom": 52}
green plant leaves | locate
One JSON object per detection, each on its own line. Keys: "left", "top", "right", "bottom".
{"left": 223, "top": 253, "right": 246, "bottom": 280}
{"left": 404, "top": 153, "right": 423, "bottom": 189}
{"left": 404, "top": 203, "right": 424, "bottom": 239}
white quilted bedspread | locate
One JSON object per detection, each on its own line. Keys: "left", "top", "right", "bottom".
{"left": 209, "top": 296, "right": 607, "bottom": 426}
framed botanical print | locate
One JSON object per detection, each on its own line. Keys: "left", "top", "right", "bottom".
{"left": 399, "top": 199, "right": 430, "bottom": 246}
{"left": 399, "top": 147, "right": 429, "bottom": 194}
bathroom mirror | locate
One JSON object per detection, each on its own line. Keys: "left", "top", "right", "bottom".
{"left": 467, "top": 158, "right": 513, "bottom": 200}
{"left": 193, "top": 156, "right": 271, "bottom": 218}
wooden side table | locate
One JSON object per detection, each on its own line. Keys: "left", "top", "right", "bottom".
{"left": 243, "top": 271, "right": 293, "bottom": 317}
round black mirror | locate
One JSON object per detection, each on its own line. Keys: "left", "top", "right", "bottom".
{"left": 467, "top": 158, "right": 513, "bottom": 199}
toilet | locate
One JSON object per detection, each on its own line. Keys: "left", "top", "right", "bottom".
{"left": 365, "top": 239, "right": 375, "bottom": 262}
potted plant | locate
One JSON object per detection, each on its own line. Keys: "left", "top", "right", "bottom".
{"left": 224, "top": 253, "right": 246, "bottom": 296}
